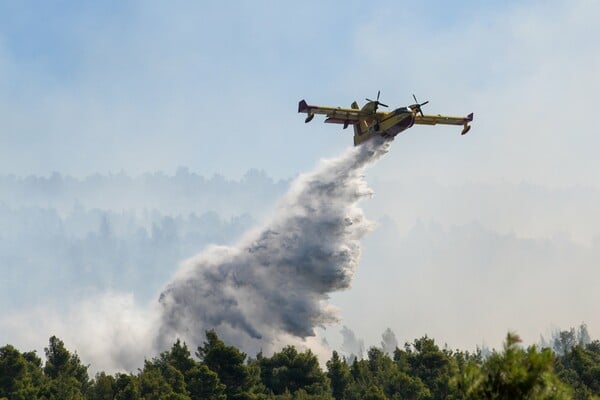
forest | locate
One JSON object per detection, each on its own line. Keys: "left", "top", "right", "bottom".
{"left": 3, "top": 172, "right": 600, "bottom": 400}
{"left": 0, "top": 170, "right": 285, "bottom": 309}
{"left": 1, "top": 326, "right": 599, "bottom": 400}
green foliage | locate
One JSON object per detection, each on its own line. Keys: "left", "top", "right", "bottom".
{"left": 162, "top": 340, "right": 197, "bottom": 378}
{"left": 196, "top": 330, "right": 256, "bottom": 399}
{"left": 357, "top": 384, "right": 387, "bottom": 400}
{"left": 456, "top": 332, "right": 571, "bottom": 400}
{"left": 186, "top": 364, "right": 226, "bottom": 400}
{"left": 0, "top": 345, "right": 40, "bottom": 400}
{"left": 43, "top": 374, "right": 87, "bottom": 400}
{"left": 346, "top": 346, "right": 430, "bottom": 400}
{"left": 555, "top": 341, "right": 600, "bottom": 399}
{"left": 159, "top": 339, "right": 226, "bottom": 400}
{"left": 399, "top": 336, "right": 459, "bottom": 399}
{"left": 113, "top": 373, "right": 141, "bottom": 400}
{"left": 258, "top": 346, "right": 330, "bottom": 397}
{"left": 138, "top": 365, "right": 190, "bottom": 400}
{"left": 1, "top": 330, "right": 599, "bottom": 400}
{"left": 88, "top": 372, "right": 115, "bottom": 400}
{"left": 326, "top": 351, "right": 351, "bottom": 399}
{"left": 41, "top": 336, "right": 90, "bottom": 399}
{"left": 44, "top": 336, "right": 89, "bottom": 387}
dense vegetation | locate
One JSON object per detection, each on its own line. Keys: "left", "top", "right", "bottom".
{"left": 1, "top": 327, "right": 599, "bottom": 400}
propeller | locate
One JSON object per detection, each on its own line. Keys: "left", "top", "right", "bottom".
{"left": 366, "top": 90, "right": 388, "bottom": 110}
{"left": 411, "top": 94, "right": 429, "bottom": 117}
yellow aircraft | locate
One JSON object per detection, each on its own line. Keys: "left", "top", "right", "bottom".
{"left": 298, "top": 92, "right": 473, "bottom": 146}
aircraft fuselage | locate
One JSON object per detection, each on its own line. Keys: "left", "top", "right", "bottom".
{"left": 298, "top": 96, "right": 473, "bottom": 146}
{"left": 353, "top": 107, "right": 416, "bottom": 146}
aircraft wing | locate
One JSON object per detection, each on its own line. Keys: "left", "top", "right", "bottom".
{"left": 298, "top": 99, "right": 365, "bottom": 127}
{"left": 414, "top": 112, "right": 474, "bottom": 135}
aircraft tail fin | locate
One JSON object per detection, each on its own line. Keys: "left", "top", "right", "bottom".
{"left": 353, "top": 120, "right": 368, "bottom": 145}
{"left": 351, "top": 100, "right": 364, "bottom": 144}
{"left": 298, "top": 99, "right": 309, "bottom": 113}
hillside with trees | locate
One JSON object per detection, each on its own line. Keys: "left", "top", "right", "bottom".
{"left": 0, "top": 170, "right": 288, "bottom": 309}
{"left": 1, "top": 327, "right": 599, "bottom": 400}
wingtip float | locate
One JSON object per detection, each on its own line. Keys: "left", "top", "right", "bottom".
{"left": 298, "top": 92, "right": 473, "bottom": 146}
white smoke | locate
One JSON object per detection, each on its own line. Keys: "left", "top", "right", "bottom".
{"left": 340, "top": 325, "right": 365, "bottom": 361}
{"left": 155, "top": 138, "right": 390, "bottom": 355}
{"left": 0, "top": 292, "right": 158, "bottom": 372}
{"left": 0, "top": 138, "right": 389, "bottom": 372}
{"left": 381, "top": 327, "right": 399, "bottom": 355}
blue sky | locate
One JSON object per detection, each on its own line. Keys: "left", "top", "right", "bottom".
{"left": 2, "top": 0, "right": 600, "bottom": 358}
{"left": 0, "top": 0, "right": 596, "bottom": 191}
{"left": 0, "top": 0, "right": 569, "bottom": 179}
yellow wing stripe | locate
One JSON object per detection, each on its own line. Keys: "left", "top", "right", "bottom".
{"left": 299, "top": 100, "right": 363, "bottom": 118}
{"left": 414, "top": 113, "right": 472, "bottom": 126}
{"left": 414, "top": 113, "right": 473, "bottom": 135}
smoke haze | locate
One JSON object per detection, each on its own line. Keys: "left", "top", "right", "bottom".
{"left": 0, "top": 141, "right": 389, "bottom": 371}
{"left": 4, "top": 138, "right": 600, "bottom": 373}
{"left": 156, "top": 138, "right": 389, "bottom": 355}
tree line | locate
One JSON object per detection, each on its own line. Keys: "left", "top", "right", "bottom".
{"left": 0, "top": 168, "right": 287, "bottom": 217}
{"left": 1, "top": 327, "right": 599, "bottom": 400}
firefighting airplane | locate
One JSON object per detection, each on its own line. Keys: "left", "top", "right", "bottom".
{"left": 298, "top": 92, "right": 473, "bottom": 146}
